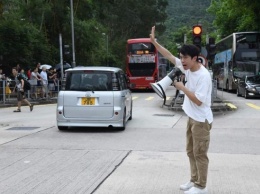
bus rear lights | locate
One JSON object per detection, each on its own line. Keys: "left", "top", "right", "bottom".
{"left": 114, "top": 112, "right": 119, "bottom": 115}
{"left": 58, "top": 111, "right": 63, "bottom": 114}
{"left": 136, "top": 51, "right": 144, "bottom": 54}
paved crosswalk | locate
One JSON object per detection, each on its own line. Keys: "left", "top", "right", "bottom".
{"left": 132, "top": 96, "right": 172, "bottom": 101}
{"left": 225, "top": 101, "right": 260, "bottom": 110}
{"left": 132, "top": 95, "right": 260, "bottom": 110}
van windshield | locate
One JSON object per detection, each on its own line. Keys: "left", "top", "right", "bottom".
{"left": 65, "top": 71, "right": 113, "bottom": 91}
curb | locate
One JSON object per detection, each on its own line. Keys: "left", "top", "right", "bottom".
{"left": 167, "top": 97, "right": 233, "bottom": 113}
{"left": 0, "top": 99, "right": 57, "bottom": 108}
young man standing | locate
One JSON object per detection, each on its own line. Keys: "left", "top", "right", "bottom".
{"left": 12, "top": 67, "right": 33, "bottom": 112}
{"left": 150, "top": 26, "right": 213, "bottom": 194}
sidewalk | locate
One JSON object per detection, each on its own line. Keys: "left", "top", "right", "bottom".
{"left": 94, "top": 151, "right": 260, "bottom": 194}
{"left": 166, "top": 96, "right": 232, "bottom": 112}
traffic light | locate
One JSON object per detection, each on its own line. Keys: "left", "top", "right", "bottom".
{"left": 192, "top": 25, "right": 202, "bottom": 52}
{"left": 206, "top": 37, "right": 216, "bottom": 60}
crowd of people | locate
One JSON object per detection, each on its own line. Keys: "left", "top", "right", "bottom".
{"left": 0, "top": 62, "right": 60, "bottom": 103}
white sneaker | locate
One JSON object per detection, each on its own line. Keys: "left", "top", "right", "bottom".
{"left": 184, "top": 186, "right": 208, "bottom": 194}
{"left": 180, "top": 181, "right": 194, "bottom": 191}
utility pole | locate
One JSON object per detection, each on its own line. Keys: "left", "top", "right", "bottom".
{"left": 59, "top": 33, "right": 64, "bottom": 81}
{"left": 70, "top": 0, "right": 76, "bottom": 67}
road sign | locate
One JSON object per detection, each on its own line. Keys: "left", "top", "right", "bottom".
{"left": 198, "top": 55, "right": 207, "bottom": 66}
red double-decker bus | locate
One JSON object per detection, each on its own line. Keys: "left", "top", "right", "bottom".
{"left": 126, "top": 38, "right": 164, "bottom": 90}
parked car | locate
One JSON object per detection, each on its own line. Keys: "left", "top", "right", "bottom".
{"left": 237, "top": 75, "right": 260, "bottom": 98}
{"left": 56, "top": 66, "right": 133, "bottom": 130}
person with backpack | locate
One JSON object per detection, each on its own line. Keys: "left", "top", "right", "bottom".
{"left": 12, "top": 67, "right": 33, "bottom": 112}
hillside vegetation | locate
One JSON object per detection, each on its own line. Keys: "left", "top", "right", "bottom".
{"left": 160, "top": 0, "right": 215, "bottom": 53}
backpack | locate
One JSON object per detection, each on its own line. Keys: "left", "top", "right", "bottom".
{"left": 24, "top": 79, "right": 31, "bottom": 91}
{"left": 17, "top": 74, "right": 31, "bottom": 91}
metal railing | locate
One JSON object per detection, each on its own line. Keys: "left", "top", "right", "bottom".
{"left": 169, "top": 79, "right": 218, "bottom": 108}
{"left": 0, "top": 80, "right": 61, "bottom": 104}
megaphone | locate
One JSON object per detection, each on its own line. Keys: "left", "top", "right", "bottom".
{"left": 150, "top": 67, "right": 182, "bottom": 104}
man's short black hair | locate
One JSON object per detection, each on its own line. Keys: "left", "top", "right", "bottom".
{"left": 179, "top": 44, "right": 200, "bottom": 60}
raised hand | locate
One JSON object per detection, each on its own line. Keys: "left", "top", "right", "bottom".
{"left": 150, "top": 26, "right": 156, "bottom": 43}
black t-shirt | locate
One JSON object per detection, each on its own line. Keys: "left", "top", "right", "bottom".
{"left": 48, "top": 72, "right": 55, "bottom": 84}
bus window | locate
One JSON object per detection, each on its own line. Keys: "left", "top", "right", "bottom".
{"left": 128, "top": 43, "right": 155, "bottom": 54}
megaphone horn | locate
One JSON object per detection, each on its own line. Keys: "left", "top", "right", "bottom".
{"left": 150, "top": 68, "right": 182, "bottom": 104}
{"left": 150, "top": 76, "right": 172, "bottom": 99}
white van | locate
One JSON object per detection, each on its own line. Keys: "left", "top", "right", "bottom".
{"left": 56, "top": 66, "right": 132, "bottom": 130}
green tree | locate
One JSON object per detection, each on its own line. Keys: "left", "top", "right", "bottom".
{"left": 208, "top": 0, "right": 260, "bottom": 38}
{"left": 0, "top": 0, "right": 169, "bottom": 71}
{"left": 0, "top": 0, "right": 53, "bottom": 68}
{"left": 99, "top": 0, "right": 168, "bottom": 67}
{"left": 158, "top": 0, "right": 215, "bottom": 59}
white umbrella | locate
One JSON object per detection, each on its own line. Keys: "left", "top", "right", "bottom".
{"left": 40, "top": 64, "right": 52, "bottom": 69}
{"left": 55, "top": 63, "right": 71, "bottom": 71}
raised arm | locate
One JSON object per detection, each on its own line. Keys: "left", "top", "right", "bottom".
{"left": 150, "top": 26, "right": 177, "bottom": 65}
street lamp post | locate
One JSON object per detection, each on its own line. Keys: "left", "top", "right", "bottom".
{"left": 59, "top": 33, "right": 64, "bottom": 80}
{"left": 70, "top": 0, "right": 76, "bottom": 67}
{"left": 102, "top": 33, "right": 108, "bottom": 66}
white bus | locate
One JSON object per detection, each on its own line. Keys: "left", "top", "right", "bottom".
{"left": 212, "top": 32, "right": 260, "bottom": 92}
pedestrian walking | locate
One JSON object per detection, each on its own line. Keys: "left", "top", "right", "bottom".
{"left": 150, "top": 26, "right": 213, "bottom": 194}
{"left": 12, "top": 67, "right": 33, "bottom": 112}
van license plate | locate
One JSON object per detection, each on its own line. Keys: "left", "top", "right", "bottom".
{"left": 81, "top": 97, "right": 95, "bottom": 105}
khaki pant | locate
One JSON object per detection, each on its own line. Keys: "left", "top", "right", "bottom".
{"left": 186, "top": 117, "right": 212, "bottom": 188}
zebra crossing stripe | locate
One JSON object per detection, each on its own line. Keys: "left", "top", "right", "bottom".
{"left": 132, "top": 96, "right": 171, "bottom": 101}
{"left": 145, "top": 97, "right": 154, "bottom": 101}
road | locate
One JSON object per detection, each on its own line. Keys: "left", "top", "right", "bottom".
{"left": 0, "top": 87, "right": 260, "bottom": 194}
